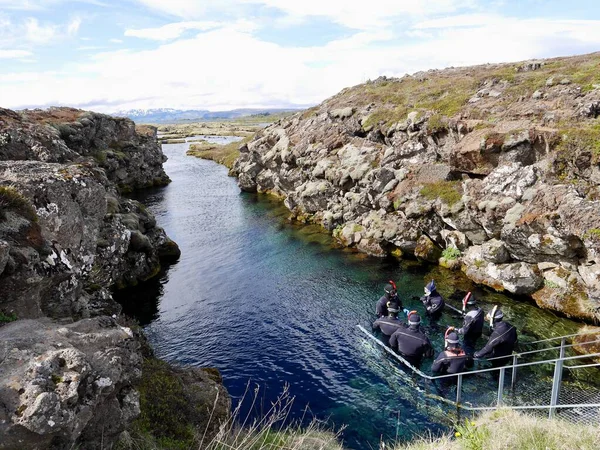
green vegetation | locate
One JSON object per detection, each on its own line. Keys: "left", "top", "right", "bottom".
{"left": 134, "top": 358, "right": 196, "bottom": 450}
{"left": 584, "top": 228, "right": 600, "bottom": 241}
{"left": 442, "top": 246, "right": 462, "bottom": 260}
{"left": 186, "top": 136, "right": 253, "bottom": 169}
{"left": 557, "top": 122, "right": 600, "bottom": 160}
{"left": 0, "top": 311, "right": 17, "bottom": 324}
{"left": 544, "top": 279, "right": 561, "bottom": 289}
{"left": 0, "top": 186, "right": 38, "bottom": 222}
{"left": 420, "top": 181, "right": 462, "bottom": 206}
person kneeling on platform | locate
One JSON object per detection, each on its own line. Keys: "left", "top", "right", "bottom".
{"left": 389, "top": 311, "right": 433, "bottom": 367}
{"left": 432, "top": 329, "right": 467, "bottom": 375}
{"left": 474, "top": 306, "right": 518, "bottom": 368}
{"left": 372, "top": 301, "right": 404, "bottom": 337}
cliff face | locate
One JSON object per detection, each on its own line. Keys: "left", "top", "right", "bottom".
{"left": 0, "top": 107, "right": 179, "bottom": 320}
{"left": 234, "top": 52, "right": 600, "bottom": 323}
{"left": 0, "top": 107, "right": 231, "bottom": 450}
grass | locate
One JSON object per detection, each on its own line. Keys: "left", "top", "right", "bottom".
{"left": 585, "top": 228, "right": 600, "bottom": 240}
{"left": 121, "top": 381, "right": 342, "bottom": 450}
{"left": 557, "top": 122, "right": 600, "bottom": 161}
{"left": 0, "top": 186, "right": 38, "bottom": 222}
{"left": 186, "top": 136, "right": 253, "bottom": 169}
{"left": 442, "top": 246, "right": 461, "bottom": 260}
{"left": 420, "top": 181, "right": 462, "bottom": 206}
{"left": 395, "top": 409, "right": 600, "bottom": 450}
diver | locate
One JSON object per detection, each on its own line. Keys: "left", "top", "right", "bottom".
{"left": 376, "top": 280, "right": 402, "bottom": 318}
{"left": 420, "top": 279, "right": 445, "bottom": 320}
{"left": 372, "top": 301, "right": 404, "bottom": 337}
{"left": 474, "top": 306, "right": 518, "bottom": 368}
{"left": 431, "top": 329, "right": 468, "bottom": 375}
{"left": 455, "top": 292, "right": 484, "bottom": 355}
{"left": 389, "top": 311, "right": 434, "bottom": 367}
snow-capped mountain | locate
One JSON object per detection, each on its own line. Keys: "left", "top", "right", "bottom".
{"left": 113, "top": 108, "right": 301, "bottom": 123}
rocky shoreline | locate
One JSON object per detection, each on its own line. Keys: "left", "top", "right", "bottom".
{"left": 0, "top": 107, "right": 229, "bottom": 449}
{"left": 233, "top": 52, "right": 600, "bottom": 324}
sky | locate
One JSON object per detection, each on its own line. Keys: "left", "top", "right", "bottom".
{"left": 1, "top": 0, "right": 600, "bottom": 113}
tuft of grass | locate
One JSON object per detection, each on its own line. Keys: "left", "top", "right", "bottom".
{"left": 0, "top": 311, "right": 18, "bottom": 324}
{"left": 441, "top": 246, "right": 461, "bottom": 260}
{"left": 585, "top": 228, "right": 600, "bottom": 240}
{"left": 420, "top": 181, "right": 462, "bottom": 206}
{"left": 0, "top": 186, "right": 38, "bottom": 222}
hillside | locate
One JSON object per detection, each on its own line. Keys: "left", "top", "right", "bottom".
{"left": 233, "top": 52, "right": 600, "bottom": 323}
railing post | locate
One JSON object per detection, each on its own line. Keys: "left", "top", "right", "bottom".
{"left": 549, "top": 337, "right": 566, "bottom": 418}
{"left": 511, "top": 354, "right": 518, "bottom": 391}
{"left": 497, "top": 368, "right": 505, "bottom": 407}
{"left": 456, "top": 374, "right": 463, "bottom": 405}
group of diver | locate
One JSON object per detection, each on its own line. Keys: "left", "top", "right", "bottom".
{"left": 373, "top": 280, "right": 518, "bottom": 376}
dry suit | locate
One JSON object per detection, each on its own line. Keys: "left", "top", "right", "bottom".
{"left": 458, "top": 307, "right": 484, "bottom": 354}
{"left": 474, "top": 321, "right": 518, "bottom": 367}
{"left": 376, "top": 293, "right": 401, "bottom": 317}
{"left": 372, "top": 316, "right": 405, "bottom": 337}
{"left": 431, "top": 348, "right": 468, "bottom": 375}
{"left": 389, "top": 325, "right": 434, "bottom": 367}
{"left": 420, "top": 291, "right": 445, "bottom": 320}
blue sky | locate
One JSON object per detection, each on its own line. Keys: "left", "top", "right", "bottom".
{"left": 1, "top": 0, "right": 600, "bottom": 112}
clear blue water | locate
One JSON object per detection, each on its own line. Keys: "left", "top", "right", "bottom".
{"left": 118, "top": 138, "right": 585, "bottom": 449}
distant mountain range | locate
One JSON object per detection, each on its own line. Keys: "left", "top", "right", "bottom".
{"left": 113, "top": 107, "right": 303, "bottom": 123}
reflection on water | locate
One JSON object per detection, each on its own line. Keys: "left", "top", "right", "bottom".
{"left": 117, "top": 139, "right": 587, "bottom": 449}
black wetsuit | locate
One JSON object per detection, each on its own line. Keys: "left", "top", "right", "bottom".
{"left": 420, "top": 291, "right": 445, "bottom": 320}
{"left": 474, "top": 321, "right": 518, "bottom": 367}
{"left": 376, "top": 294, "right": 401, "bottom": 318}
{"left": 458, "top": 307, "right": 484, "bottom": 354}
{"left": 372, "top": 316, "right": 405, "bottom": 337}
{"left": 389, "top": 325, "right": 434, "bottom": 366}
{"left": 431, "top": 348, "right": 468, "bottom": 375}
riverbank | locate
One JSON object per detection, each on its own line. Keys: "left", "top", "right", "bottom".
{"left": 232, "top": 51, "right": 600, "bottom": 324}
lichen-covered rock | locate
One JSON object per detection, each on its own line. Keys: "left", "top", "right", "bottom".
{"left": 0, "top": 161, "right": 178, "bottom": 320}
{"left": 481, "top": 239, "right": 510, "bottom": 263}
{"left": 0, "top": 317, "right": 142, "bottom": 450}
{"left": 414, "top": 235, "right": 442, "bottom": 263}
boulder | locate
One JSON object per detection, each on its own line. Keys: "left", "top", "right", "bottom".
{"left": 414, "top": 235, "right": 442, "bottom": 263}
{"left": 481, "top": 239, "right": 510, "bottom": 263}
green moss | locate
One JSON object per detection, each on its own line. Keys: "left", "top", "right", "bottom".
{"left": 134, "top": 358, "right": 196, "bottom": 448}
{"left": 393, "top": 198, "right": 403, "bottom": 210}
{"left": 474, "top": 259, "right": 486, "bottom": 268}
{"left": 51, "top": 374, "right": 63, "bottom": 384}
{"left": 420, "top": 181, "right": 462, "bottom": 206}
{"left": 441, "top": 246, "right": 461, "bottom": 260}
{"left": 427, "top": 113, "right": 447, "bottom": 133}
{"left": 544, "top": 279, "right": 560, "bottom": 289}
{"left": 0, "top": 311, "right": 17, "bottom": 324}
{"left": 0, "top": 186, "right": 38, "bottom": 222}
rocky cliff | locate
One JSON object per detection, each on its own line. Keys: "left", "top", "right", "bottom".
{"left": 233, "top": 52, "right": 600, "bottom": 323}
{"left": 0, "top": 107, "right": 228, "bottom": 449}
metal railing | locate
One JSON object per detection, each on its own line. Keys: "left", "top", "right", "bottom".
{"left": 357, "top": 325, "right": 600, "bottom": 422}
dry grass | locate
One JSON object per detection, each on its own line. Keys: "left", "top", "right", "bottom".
{"left": 394, "top": 409, "right": 600, "bottom": 450}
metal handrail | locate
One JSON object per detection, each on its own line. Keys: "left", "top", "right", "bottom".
{"left": 484, "top": 337, "right": 600, "bottom": 361}
{"left": 357, "top": 325, "right": 600, "bottom": 381}
{"left": 522, "top": 329, "right": 600, "bottom": 345}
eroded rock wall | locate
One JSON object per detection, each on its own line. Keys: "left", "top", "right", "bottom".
{"left": 234, "top": 53, "right": 600, "bottom": 323}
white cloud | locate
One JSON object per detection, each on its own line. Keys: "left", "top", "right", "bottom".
{"left": 3, "top": 14, "right": 600, "bottom": 112}
{"left": 0, "top": 49, "right": 32, "bottom": 58}
{"left": 125, "top": 21, "right": 222, "bottom": 40}
{"left": 67, "top": 17, "right": 82, "bottom": 36}
{"left": 109, "top": 38, "right": 123, "bottom": 43}
{"left": 134, "top": 0, "right": 475, "bottom": 29}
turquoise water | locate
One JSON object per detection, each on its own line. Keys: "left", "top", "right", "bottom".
{"left": 118, "top": 139, "right": 587, "bottom": 449}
